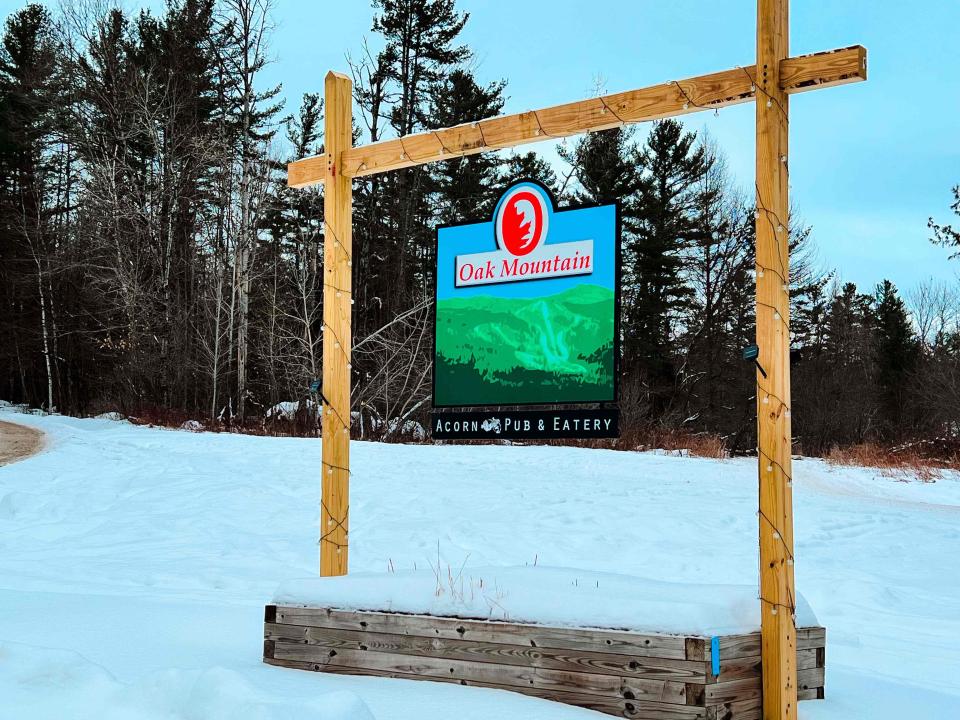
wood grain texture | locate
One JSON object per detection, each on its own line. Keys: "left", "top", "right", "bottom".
{"left": 756, "top": 2, "right": 798, "bottom": 720}
{"left": 319, "top": 71, "right": 352, "bottom": 577}
{"left": 286, "top": 46, "right": 866, "bottom": 188}
{"left": 264, "top": 606, "right": 825, "bottom": 717}
{"left": 264, "top": 622, "right": 708, "bottom": 681}
{"left": 272, "top": 605, "right": 692, "bottom": 659}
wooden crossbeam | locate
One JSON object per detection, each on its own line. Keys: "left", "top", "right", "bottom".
{"left": 288, "top": 45, "right": 865, "bottom": 188}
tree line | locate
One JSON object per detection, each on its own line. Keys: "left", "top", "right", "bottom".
{"left": 1, "top": 0, "right": 957, "bottom": 455}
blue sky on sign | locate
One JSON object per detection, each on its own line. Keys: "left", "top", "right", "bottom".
{"left": 436, "top": 195, "right": 617, "bottom": 301}
{"left": 6, "top": 0, "right": 958, "bottom": 294}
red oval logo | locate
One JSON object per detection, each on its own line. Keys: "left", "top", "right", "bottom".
{"left": 496, "top": 187, "right": 548, "bottom": 256}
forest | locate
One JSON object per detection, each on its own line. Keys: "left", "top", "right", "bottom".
{"left": 1, "top": 0, "right": 958, "bottom": 456}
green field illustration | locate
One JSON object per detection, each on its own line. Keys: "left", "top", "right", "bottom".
{"left": 434, "top": 284, "right": 615, "bottom": 406}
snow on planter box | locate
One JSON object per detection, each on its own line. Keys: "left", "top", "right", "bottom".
{"left": 263, "top": 567, "right": 825, "bottom": 719}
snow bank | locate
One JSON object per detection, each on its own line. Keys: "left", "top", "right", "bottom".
{"left": 265, "top": 400, "right": 317, "bottom": 420}
{"left": 0, "top": 640, "right": 377, "bottom": 720}
{"left": 1, "top": 406, "right": 958, "bottom": 719}
{"left": 94, "top": 411, "right": 126, "bottom": 421}
{"left": 275, "top": 565, "right": 817, "bottom": 636}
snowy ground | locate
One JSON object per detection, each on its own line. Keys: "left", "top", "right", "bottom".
{"left": 0, "top": 408, "right": 958, "bottom": 719}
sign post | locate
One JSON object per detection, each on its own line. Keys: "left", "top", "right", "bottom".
{"left": 319, "top": 71, "right": 353, "bottom": 577}
{"left": 756, "top": 2, "right": 798, "bottom": 717}
{"left": 288, "top": 6, "right": 867, "bottom": 716}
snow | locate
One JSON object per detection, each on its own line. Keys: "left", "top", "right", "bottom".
{"left": 274, "top": 566, "right": 818, "bottom": 636}
{"left": 95, "top": 411, "right": 127, "bottom": 422}
{"left": 1, "top": 407, "right": 958, "bottom": 719}
{"left": 265, "top": 400, "right": 317, "bottom": 420}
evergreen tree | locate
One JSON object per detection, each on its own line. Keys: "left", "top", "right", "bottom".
{"left": 0, "top": 4, "right": 64, "bottom": 410}
{"left": 353, "top": 0, "right": 471, "bottom": 333}
{"left": 427, "top": 69, "right": 505, "bottom": 225}
{"left": 873, "top": 279, "right": 919, "bottom": 437}
{"left": 928, "top": 184, "right": 960, "bottom": 256}
{"left": 680, "top": 142, "right": 754, "bottom": 438}
{"left": 627, "top": 119, "right": 710, "bottom": 413}
{"left": 559, "top": 127, "right": 642, "bottom": 207}
{"left": 504, "top": 151, "right": 558, "bottom": 196}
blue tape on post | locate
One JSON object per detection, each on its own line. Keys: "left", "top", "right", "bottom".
{"left": 711, "top": 636, "right": 720, "bottom": 677}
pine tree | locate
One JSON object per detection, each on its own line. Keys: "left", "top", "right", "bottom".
{"left": 504, "top": 152, "right": 557, "bottom": 196}
{"left": 928, "top": 184, "right": 960, "bottom": 256}
{"left": 559, "top": 127, "right": 642, "bottom": 207}
{"left": 358, "top": 0, "right": 472, "bottom": 323}
{"left": 427, "top": 68, "right": 505, "bottom": 225}
{"left": 680, "top": 142, "right": 754, "bottom": 437}
{"left": 873, "top": 279, "right": 919, "bottom": 438}
{"left": 627, "top": 119, "right": 710, "bottom": 413}
{"left": 0, "top": 3, "right": 64, "bottom": 410}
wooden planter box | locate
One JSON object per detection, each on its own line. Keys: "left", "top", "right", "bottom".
{"left": 263, "top": 604, "right": 825, "bottom": 719}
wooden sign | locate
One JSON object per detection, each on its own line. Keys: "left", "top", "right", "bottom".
{"left": 288, "top": 7, "right": 868, "bottom": 717}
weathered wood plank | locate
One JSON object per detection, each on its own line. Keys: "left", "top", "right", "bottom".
{"left": 705, "top": 677, "right": 761, "bottom": 706}
{"left": 707, "top": 697, "right": 762, "bottom": 720}
{"left": 264, "top": 622, "right": 708, "bottom": 681}
{"left": 264, "top": 616, "right": 826, "bottom": 716}
{"left": 797, "top": 666, "right": 825, "bottom": 693}
{"left": 710, "top": 655, "right": 762, "bottom": 683}
{"left": 272, "top": 641, "right": 627, "bottom": 696}
{"left": 706, "top": 660, "right": 824, "bottom": 707}
{"left": 619, "top": 677, "right": 693, "bottom": 706}
{"left": 709, "top": 647, "right": 817, "bottom": 684}
{"left": 797, "top": 647, "right": 820, "bottom": 671}
{"left": 286, "top": 46, "right": 866, "bottom": 188}
{"left": 272, "top": 606, "right": 692, "bottom": 659}
{"left": 715, "top": 626, "right": 824, "bottom": 660}
{"left": 267, "top": 656, "right": 713, "bottom": 720}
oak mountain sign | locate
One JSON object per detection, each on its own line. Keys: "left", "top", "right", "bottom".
{"left": 431, "top": 180, "right": 621, "bottom": 440}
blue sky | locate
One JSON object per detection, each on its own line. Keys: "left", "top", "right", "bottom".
{"left": 6, "top": 0, "right": 959, "bottom": 293}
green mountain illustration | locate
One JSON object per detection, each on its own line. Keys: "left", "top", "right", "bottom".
{"left": 435, "top": 284, "right": 615, "bottom": 405}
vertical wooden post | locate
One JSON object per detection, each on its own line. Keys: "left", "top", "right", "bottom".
{"left": 321, "top": 71, "right": 353, "bottom": 576}
{"left": 756, "top": 1, "right": 797, "bottom": 719}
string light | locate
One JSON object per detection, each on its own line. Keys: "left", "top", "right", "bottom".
{"left": 317, "top": 70, "right": 799, "bottom": 578}
{"left": 598, "top": 97, "right": 627, "bottom": 127}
